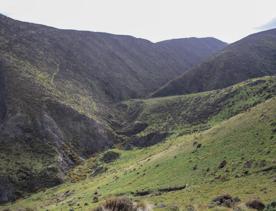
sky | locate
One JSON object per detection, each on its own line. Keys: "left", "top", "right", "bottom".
{"left": 0, "top": 0, "right": 276, "bottom": 43}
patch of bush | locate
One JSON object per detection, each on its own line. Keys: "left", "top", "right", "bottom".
{"left": 92, "top": 197, "right": 151, "bottom": 211}
{"left": 100, "top": 151, "right": 120, "bottom": 163}
{"left": 210, "top": 194, "right": 240, "bottom": 208}
{"left": 246, "top": 199, "right": 265, "bottom": 210}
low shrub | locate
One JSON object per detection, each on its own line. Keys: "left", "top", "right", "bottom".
{"left": 92, "top": 197, "right": 151, "bottom": 211}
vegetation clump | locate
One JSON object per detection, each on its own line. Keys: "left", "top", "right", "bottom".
{"left": 210, "top": 194, "right": 240, "bottom": 208}
{"left": 93, "top": 197, "right": 151, "bottom": 211}
{"left": 246, "top": 199, "right": 266, "bottom": 210}
{"left": 100, "top": 151, "right": 120, "bottom": 163}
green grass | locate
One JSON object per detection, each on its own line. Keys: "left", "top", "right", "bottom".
{"left": 3, "top": 97, "right": 276, "bottom": 211}
{"left": 121, "top": 76, "right": 276, "bottom": 136}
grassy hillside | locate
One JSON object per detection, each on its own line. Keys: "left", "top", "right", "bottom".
{"left": 3, "top": 96, "right": 275, "bottom": 211}
{"left": 118, "top": 77, "right": 276, "bottom": 138}
{"left": 0, "top": 77, "right": 276, "bottom": 210}
{"left": 152, "top": 28, "right": 276, "bottom": 97}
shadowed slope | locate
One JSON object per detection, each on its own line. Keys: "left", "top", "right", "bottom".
{"left": 0, "top": 14, "right": 226, "bottom": 102}
{"left": 152, "top": 28, "right": 276, "bottom": 97}
{"left": 157, "top": 37, "right": 226, "bottom": 69}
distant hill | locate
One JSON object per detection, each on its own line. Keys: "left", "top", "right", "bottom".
{"left": 152, "top": 28, "right": 276, "bottom": 97}
{"left": 0, "top": 14, "right": 226, "bottom": 102}
{"left": 157, "top": 37, "right": 226, "bottom": 69}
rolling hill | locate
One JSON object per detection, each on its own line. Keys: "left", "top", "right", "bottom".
{"left": 152, "top": 28, "right": 276, "bottom": 97}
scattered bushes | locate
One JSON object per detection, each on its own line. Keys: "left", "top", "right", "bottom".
{"left": 92, "top": 197, "right": 151, "bottom": 211}
{"left": 210, "top": 194, "right": 240, "bottom": 208}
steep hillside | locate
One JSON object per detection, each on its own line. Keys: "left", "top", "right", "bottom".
{"left": 0, "top": 14, "right": 226, "bottom": 203}
{"left": 152, "top": 28, "right": 276, "bottom": 97}
{"left": 4, "top": 96, "right": 276, "bottom": 211}
{"left": 157, "top": 37, "right": 226, "bottom": 69}
{"left": 116, "top": 76, "right": 276, "bottom": 147}
{"left": 0, "top": 14, "right": 225, "bottom": 102}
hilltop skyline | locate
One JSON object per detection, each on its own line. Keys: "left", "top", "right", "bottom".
{"left": 1, "top": 0, "right": 276, "bottom": 43}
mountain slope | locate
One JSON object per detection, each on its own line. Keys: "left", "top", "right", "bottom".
{"left": 157, "top": 37, "right": 226, "bottom": 69}
{"left": 4, "top": 96, "right": 276, "bottom": 211}
{"left": 0, "top": 14, "right": 226, "bottom": 102}
{"left": 0, "top": 14, "right": 226, "bottom": 203}
{"left": 152, "top": 28, "right": 276, "bottom": 97}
